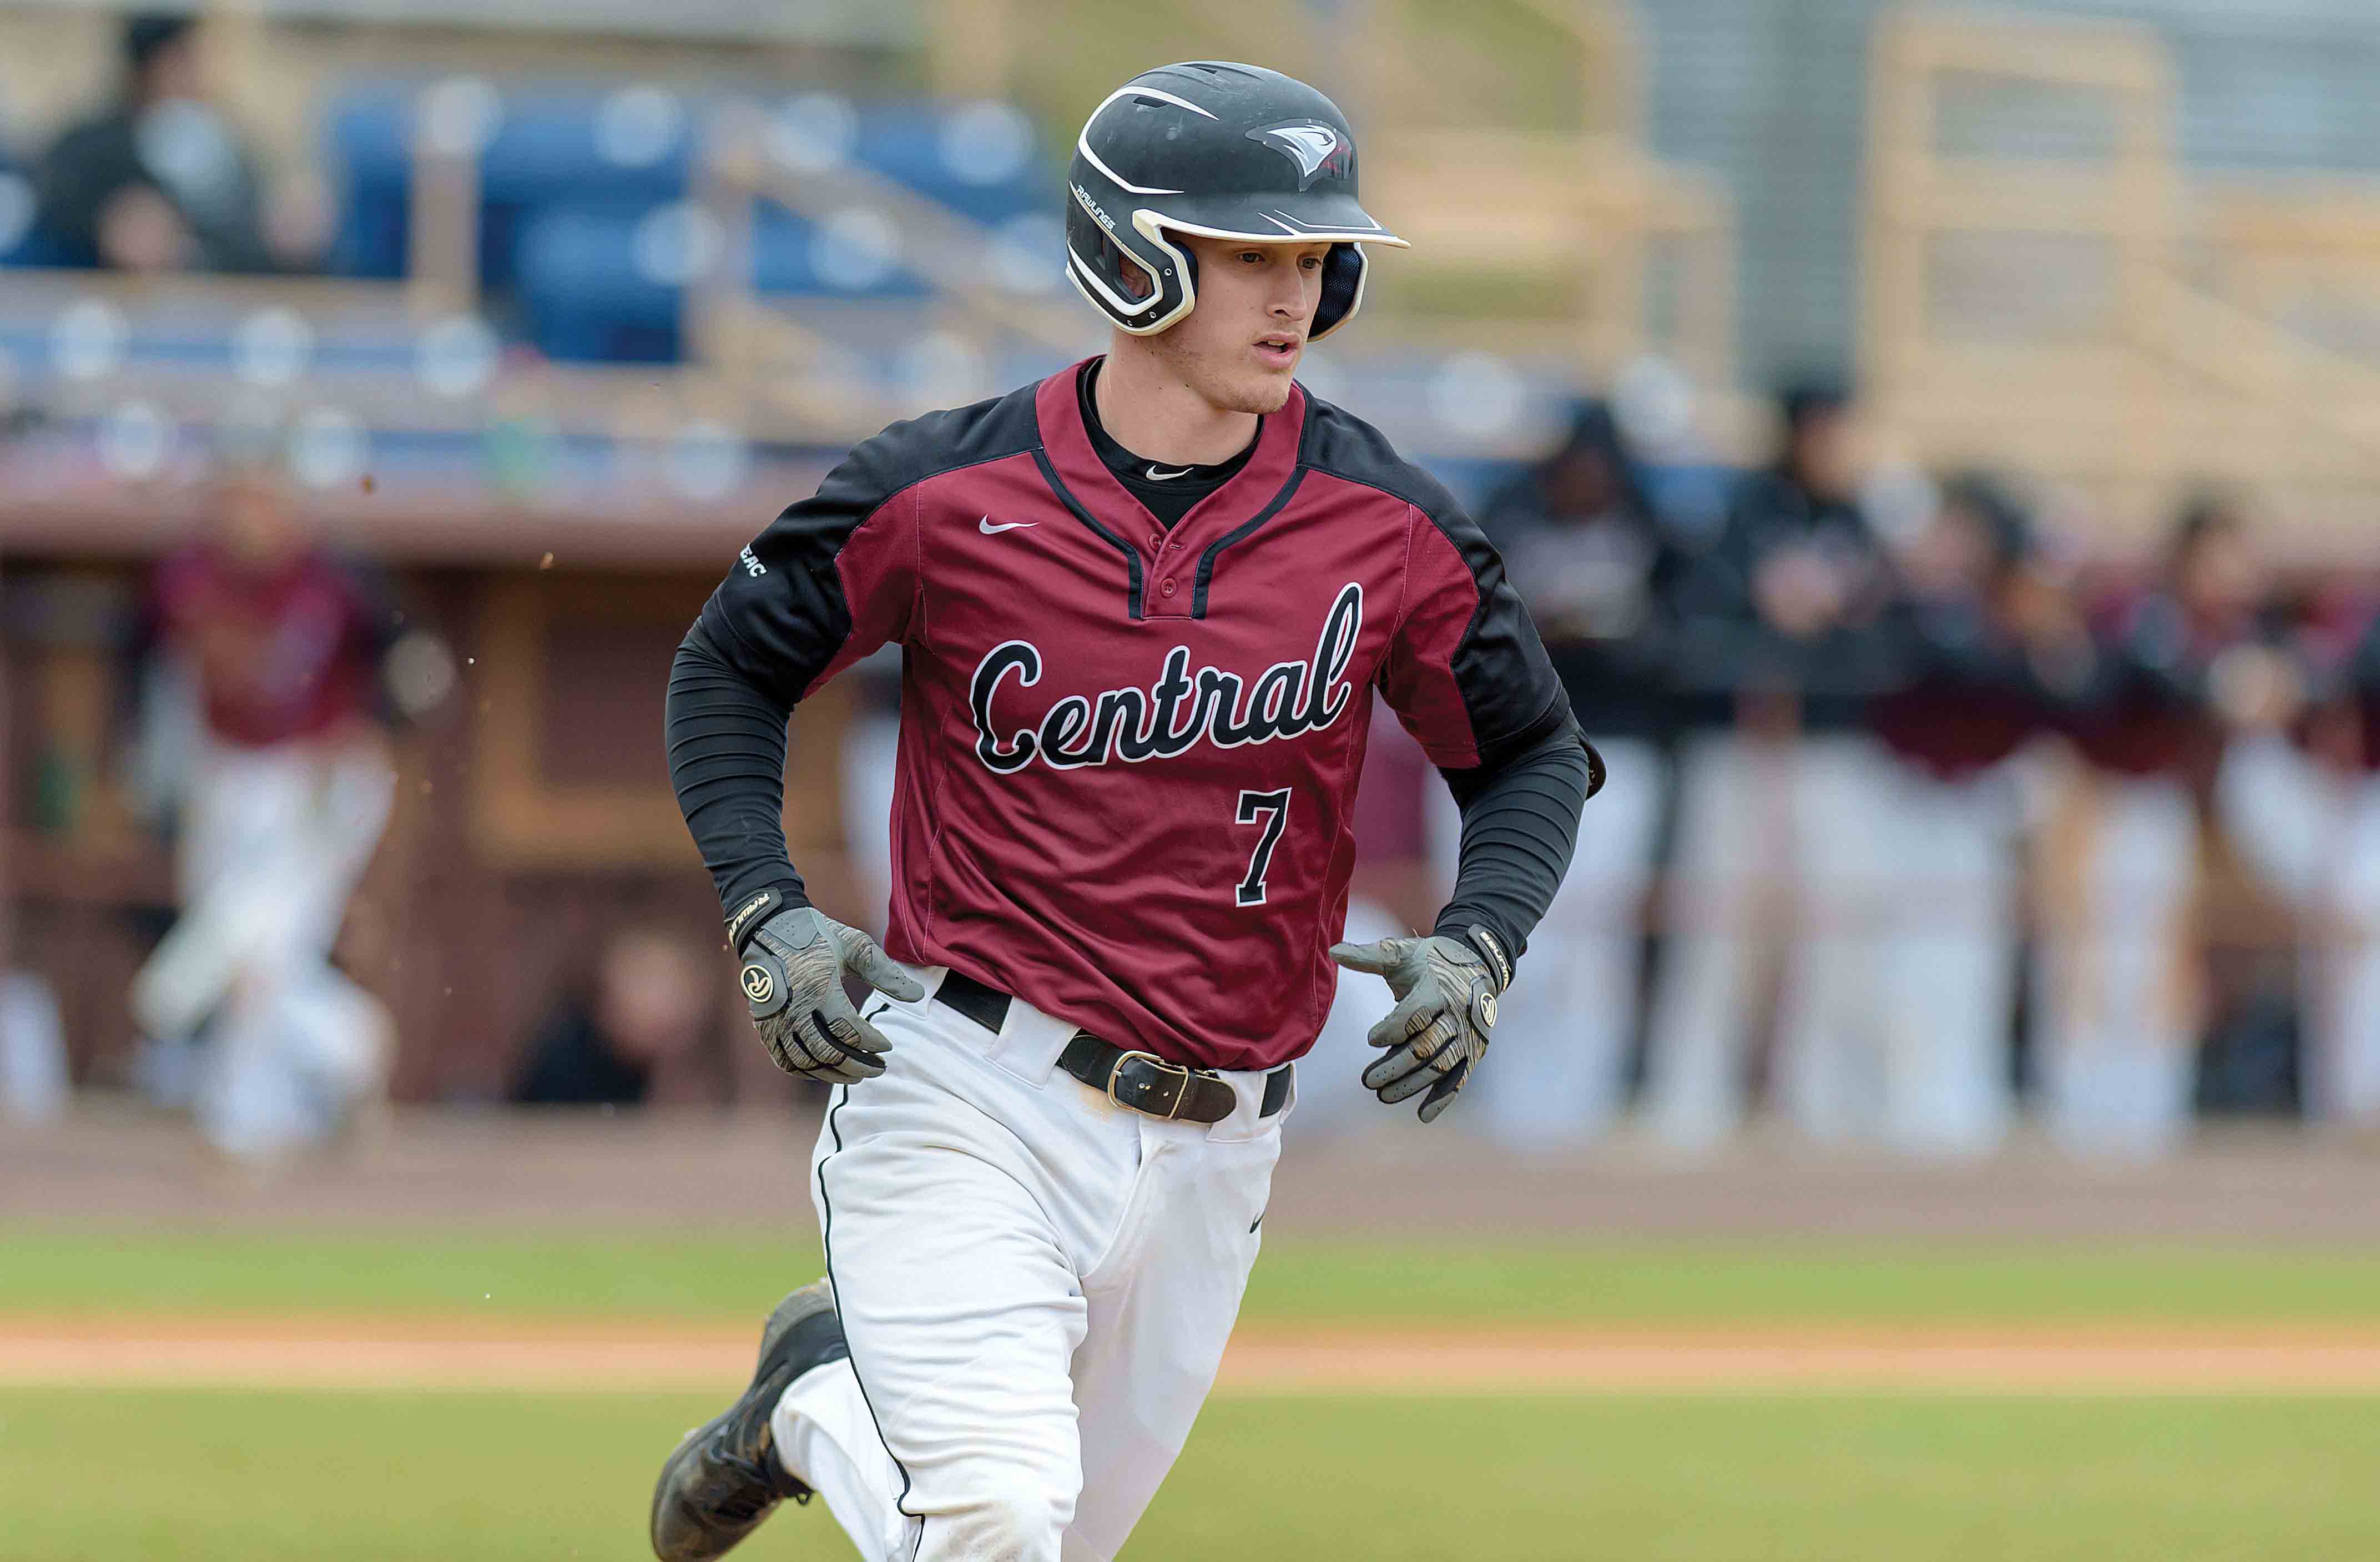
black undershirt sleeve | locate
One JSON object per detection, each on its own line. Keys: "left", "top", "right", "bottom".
{"left": 667, "top": 414, "right": 942, "bottom": 928}
{"left": 666, "top": 621, "right": 813, "bottom": 919}
{"left": 1432, "top": 724, "right": 1596, "bottom": 973}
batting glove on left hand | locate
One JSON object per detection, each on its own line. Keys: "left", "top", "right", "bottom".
{"left": 1328, "top": 929, "right": 1507, "bottom": 1123}
{"left": 735, "top": 903, "right": 925, "bottom": 1083}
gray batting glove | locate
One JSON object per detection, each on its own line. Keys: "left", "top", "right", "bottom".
{"left": 735, "top": 904, "right": 925, "bottom": 1083}
{"left": 1328, "top": 929, "right": 1508, "bottom": 1123}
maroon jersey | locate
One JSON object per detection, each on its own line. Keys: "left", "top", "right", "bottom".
{"left": 2291, "top": 589, "right": 2380, "bottom": 773}
{"left": 2063, "top": 587, "right": 2241, "bottom": 778}
{"left": 152, "top": 544, "right": 387, "bottom": 748}
{"left": 1867, "top": 601, "right": 2047, "bottom": 781}
{"left": 695, "top": 360, "right": 1567, "bottom": 1070}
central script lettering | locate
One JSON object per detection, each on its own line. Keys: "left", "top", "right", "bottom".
{"left": 971, "top": 582, "right": 1364, "bottom": 774}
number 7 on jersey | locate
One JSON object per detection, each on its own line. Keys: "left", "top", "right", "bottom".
{"left": 1234, "top": 789, "right": 1292, "bottom": 906}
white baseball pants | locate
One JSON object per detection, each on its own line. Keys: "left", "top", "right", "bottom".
{"left": 1870, "top": 758, "right": 2020, "bottom": 1156}
{"left": 2219, "top": 736, "right": 2380, "bottom": 1124}
{"left": 771, "top": 966, "right": 1287, "bottom": 1562}
{"left": 1641, "top": 730, "right": 1905, "bottom": 1150}
{"left": 2034, "top": 769, "right": 2201, "bottom": 1156}
{"left": 134, "top": 735, "right": 395, "bottom": 1157}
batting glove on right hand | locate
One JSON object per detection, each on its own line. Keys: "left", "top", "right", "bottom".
{"left": 735, "top": 903, "right": 925, "bottom": 1082}
{"left": 1328, "top": 929, "right": 1507, "bottom": 1123}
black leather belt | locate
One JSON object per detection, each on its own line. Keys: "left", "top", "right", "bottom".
{"left": 934, "top": 969, "right": 1291, "bottom": 1125}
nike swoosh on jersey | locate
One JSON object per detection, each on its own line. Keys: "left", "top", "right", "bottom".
{"left": 1144, "top": 465, "right": 1193, "bottom": 481}
{"left": 979, "top": 517, "right": 1040, "bottom": 534}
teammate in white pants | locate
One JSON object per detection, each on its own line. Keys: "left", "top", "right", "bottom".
{"left": 652, "top": 64, "right": 1595, "bottom": 1562}
{"left": 1423, "top": 402, "right": 1682, "bottom": 1148}
{"left": 2037, "top": 498, "right": 2262, "bottom": 1155}
{"left": 2320, "top": 679, "right": 2380, "bottom": 1123}
{"left": 836, "top": 648, "right": 905, "bottom": 935}
{"left": 1640, "top": 380, "right": 1903, "bottom": 1150}
{"left": 1427, "top": 741, "right": 1660, "bottom": 1147}
{"left": 2217, "top": 600, "right": 2380, "bottom": 1126}
{"left": 129, "top": 467, "right": 404, "bottom": 1161}
{"left": 1863, "top": 475, "right": 2086, "bottom": 1156}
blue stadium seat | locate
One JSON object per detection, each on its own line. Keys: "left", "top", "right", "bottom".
{"left": 325, "top": 80, "right": 696, "bottom": 288}
{"left": 324, "top": 80, "right": 1049, "bottom": 366}
{"left": 845, "top": 102, "right": 1046, "bottom": 225}
{"left": 515, "top": 205, "right": 929, "bottom": 364}
{"left": 322, "top": 84, "right": 412, "bottom": 278}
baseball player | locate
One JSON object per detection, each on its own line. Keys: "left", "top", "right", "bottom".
{"left": 130, "top": 464, "right": 402, "bottom": 1161}
{"left": 2215, "top": 581, "right": 2380, "bottom": 1125}
{"left": 650, "top": 62, "right": 1596, "bottom": 1562}
{"left": 2039, "top": 496, "right": 2263, "bottom": 1155}
{"left": 1423, "top": 400, "right": 1683, "bottom": 1147}
{"left": 1864, "top": 474, "right": 2087, "bottom": 1155}
{"left": 1641, "top": 379, "right": 1903, "bottom": 1150}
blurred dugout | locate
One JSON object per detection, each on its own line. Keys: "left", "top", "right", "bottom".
{"left": 832, "top": 381, "right": 2380, "bottom": 1159}
{"left": 4, "top": 2, "right": 2380, "bottom": 1154}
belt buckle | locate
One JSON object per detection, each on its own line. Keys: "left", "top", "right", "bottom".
{"left": 1107, "top": 1050, "right": 1193, "bottom": 1121}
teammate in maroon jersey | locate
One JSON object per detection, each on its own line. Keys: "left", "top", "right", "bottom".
{"left": 131, "top": 465, "right": 402, "bottom": 1161}
{"left": 651, "top": 63, "right": 1596, "bottom": 1562}
{"left": 1864, "top": 473, "right": 2090, "bottom": 1155}
{"left": 2217, "top": 569, "right": 2380, "bottom": 1126}
{"left": 2041, "top": 496, "right": 2270, "bottom": 1155}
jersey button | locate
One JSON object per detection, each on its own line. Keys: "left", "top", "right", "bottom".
{"left": 1159, "top": 579, "right": 1178, "bottom": 598}
{"left": 1147, "top": 532, "right": 1164, "bottom": 550}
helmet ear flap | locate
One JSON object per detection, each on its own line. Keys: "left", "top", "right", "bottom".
{"left": 1065, "top": 195, "right": 1195, "bottom": 334}
{"left": 1308, "top": 243, "right": 1368, "bottom": 340}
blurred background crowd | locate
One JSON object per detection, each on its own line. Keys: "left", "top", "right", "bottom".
{"left": 4, "top": 0, "right": 2380, "bottom": 1167}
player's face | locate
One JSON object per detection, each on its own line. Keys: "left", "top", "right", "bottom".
{"left": 2180, "top": 519, "right": 2263, "bottom": 620}
{"left": 212, "top": 474, "right": 305, "bottom": 568}
{"left": 1156, "top": 236, "right": 1332, "bottom": 414}
{"left": 1786, "top": 409, "right": 1859, "bottom": 502}
{"left": 1902, "top": 501, "right": 1992, "bottom": 601}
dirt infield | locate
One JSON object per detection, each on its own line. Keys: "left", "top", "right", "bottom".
{"left": 14, "top": 1102, "right": 2380, "bottom": 1241}
{"left": 7, "top": 1318, "right": 2379, "bottom": 1393}
{"left": 12, "top": 1110, "right": 2380, "bottom": 1398}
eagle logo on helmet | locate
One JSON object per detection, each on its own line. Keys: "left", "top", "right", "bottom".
{"left": 1249, "top": 122, "right": 1353, "bottom": 189}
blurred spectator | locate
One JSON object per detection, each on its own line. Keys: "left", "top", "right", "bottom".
{"left": 2218, "top": 585, "right": 2380, "bottom": 1127}
{"left": 1864, "top": 474, "right": 2086, "bottom": 1155}
{"left": 31, "top": 13, "right": 316, "bottom": 274}
{"left": 1640, "top": 376, "right": 1900, "bottom": 1151}
{"left": 2322, "top": 611, "right": 2380, "bottom": 1127}
{"left": 125, "top": 461, "right": 422, "bottom": 1161}
{"left": 1428, "top": 401, "right": 1685, "bottom": 1148}
{"left": 839, "top": 647, "right": 906, "bottom": 938}
{"left": 2037, "top": 493, "right": 2271, "bottom": 1156}
{"left": 510, "top": 926, "right": 711, "bottom": 1107}
{"left": 0, "top": 970, "right": 70, "bottom": 1124}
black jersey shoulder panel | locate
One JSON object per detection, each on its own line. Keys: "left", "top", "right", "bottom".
{"left": 693, "top": 382, "right": 1046, "bottom": 701}
{"left": 1297, "top": 394, "right": 1570, "bottom": 768}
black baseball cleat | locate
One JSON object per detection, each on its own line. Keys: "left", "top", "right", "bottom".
{"left": 649, "top": 1280, "right": 851, "bottom": 1561}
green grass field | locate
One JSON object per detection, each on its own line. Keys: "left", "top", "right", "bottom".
{"left": 11, "top": 1227, "right": 2380, "bottom": 1327}
{"left": 8, "top": 1228, "right": 2379, "bottom": 1559}
{"left": 3, "top": 1389, "right": 2376, "bottom": 1560}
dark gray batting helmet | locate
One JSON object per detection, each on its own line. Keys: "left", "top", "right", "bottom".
{"left": 1063, "top": 61, "right": 1407, "bottom": 341}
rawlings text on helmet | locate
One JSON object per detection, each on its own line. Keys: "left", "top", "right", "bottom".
{"left": 1071, "top": 183, "right": 1120, "bottom": 237}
